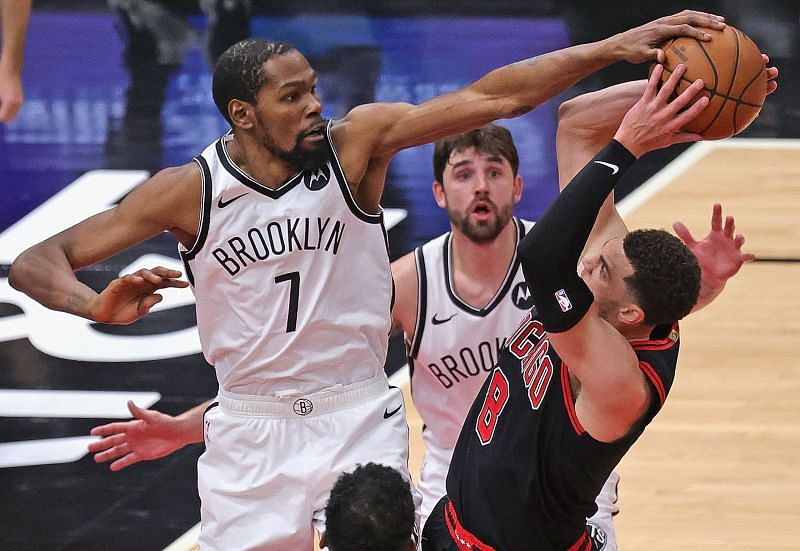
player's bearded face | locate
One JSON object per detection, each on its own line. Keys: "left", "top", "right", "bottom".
{"left": 448, "top": 193, "right": 513, "bottom": 244}
{"left": 262, "top": 120, "right": 331, "bottom": 172}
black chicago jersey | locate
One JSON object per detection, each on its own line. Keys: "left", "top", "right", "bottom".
{"left": 446, "top": 308, "right": 681, "bottom": 550}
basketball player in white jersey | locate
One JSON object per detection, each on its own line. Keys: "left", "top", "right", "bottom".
{"left": 10, "top": 12, "right": 728, "bottom": 550}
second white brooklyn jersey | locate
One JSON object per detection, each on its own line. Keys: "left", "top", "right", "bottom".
{"left": 180, "top": 122, "right": 393, "bottom": 395}
{"left": 408, "top": 217, "right": 535, "bottom": 449}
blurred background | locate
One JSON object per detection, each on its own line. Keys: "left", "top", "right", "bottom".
{"left": 0, "top": 1, "right": 797, "bottom": 549}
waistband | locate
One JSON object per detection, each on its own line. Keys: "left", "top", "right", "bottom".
{"left": 444, "top": 499, "right": 594, "bottom": 551}
{"left": 219, "top": 372, "right": 388, "bottom": 418}
{"left": 445, "top": 499, "right": 497, "bottom": 551}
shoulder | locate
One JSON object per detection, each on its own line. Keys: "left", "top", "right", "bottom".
{"left": 330, "top": 102, "right": 415, "bottom": 156}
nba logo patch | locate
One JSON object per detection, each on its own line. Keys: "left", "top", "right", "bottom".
{"left": 555, "top": 289, "right": 572, "bottom": 312}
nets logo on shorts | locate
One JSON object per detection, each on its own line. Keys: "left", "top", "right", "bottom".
{"left": 293, "top": 398, "right": 314, "bottom": 415}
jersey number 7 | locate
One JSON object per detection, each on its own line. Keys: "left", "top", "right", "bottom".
{"left": 274, "top": 271, "right": 300, "bottom": 333}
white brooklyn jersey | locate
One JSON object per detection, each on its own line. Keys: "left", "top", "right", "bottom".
{"left": 408, "top": 218, "right": 535, "bottom": 450}
{"left": 180, "top": 122, "right": 392, "bottom": 395}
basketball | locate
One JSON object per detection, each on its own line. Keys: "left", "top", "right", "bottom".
{"left": 657, "top": 24, "right": 767, "bottom": 140}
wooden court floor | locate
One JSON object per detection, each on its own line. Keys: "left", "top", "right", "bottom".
{"left": 402, "top": 139, "right": 800, "bottom": 550}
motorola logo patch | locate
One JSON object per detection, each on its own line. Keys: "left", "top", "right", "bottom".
{"left": 304, "top": 165, "right": 331, "bottom": 191}
{"left": 511, "top": 282, "right": 534, "bottom": 310}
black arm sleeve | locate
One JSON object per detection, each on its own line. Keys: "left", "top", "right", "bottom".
{"left": 518, "top": 139, "right": 636, "bottom": 332}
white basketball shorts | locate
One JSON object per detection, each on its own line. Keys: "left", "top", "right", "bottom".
{"left": 197, "top": 373, "right": 420, "bottom": 550}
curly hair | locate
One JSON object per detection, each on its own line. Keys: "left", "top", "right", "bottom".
{"left": 622, "top": 229, "right": 701, "bottom": 326}
{"left": 324, "top": 463, "right": 415, "bottom": 551}
{"left": 432, "top": 124, "right": 519, "bottom": 184}
{"left": 212, "top": 38, "right": 296, "bottom": 125}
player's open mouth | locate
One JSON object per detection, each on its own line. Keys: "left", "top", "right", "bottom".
{"left": 471, "top": 202, "right": 493, "bottom": 219}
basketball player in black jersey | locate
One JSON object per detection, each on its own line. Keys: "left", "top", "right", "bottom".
{"left": 420, "top": 62, "right": 766, "bottom": 550}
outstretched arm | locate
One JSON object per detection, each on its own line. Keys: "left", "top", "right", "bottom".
{"left": 334, "top": 11, "right": 725, "bottom": 211}
{"left": 0, "top": 0, "right": 31, "bottom": 122}
{"left": 9, "top": 164, "right": 199, "bottom": 324}
{"left": 88, "top": 400, "right": 210, "bottom": 472}
{"left": 674, "top": 203, "right": 755, "bottom": 312}
{"left": 361, "top": 11, "right": 725, "bottom": 156}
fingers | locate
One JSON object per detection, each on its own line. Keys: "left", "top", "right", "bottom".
{"left": 654, "top": 64, "right": 707, "bottom": 129}
{"left": 724, "top": 215, "right": 735, "bottom": 237}
{"left": 672, "top": 221, "right": 696, "bottom": 246}
{"left": 131, "top": 267, "right": 189, "bottom": 289}
{"left": 110, "top": 452, "right": 141, "bottom": 472}
{"left": 710, "top": 203, "right": 723, "bottom": 232}
{"left": 128, "top": 400, "right": 149, "bottom": 420}
{"left": 90, "top": 421, "right": 131, "bottom": 439}
{"left": 138, "top": 293, "right": 163, "bottom": 317}
{"left": 644, "top": 64, "right": 663, "bottom": 100}
{"left": 88, "top": 432, "right": 127, "bottom": 454}
{"left": 665, "top": 10, "right": 726, "bottom": 31}
{"left": 0, "top": 98, "right": 22, "bottom": 123}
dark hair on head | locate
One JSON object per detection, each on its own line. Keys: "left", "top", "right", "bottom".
{"left": 212, "top": 38, "right": 296, "bottom": 125}
{"left": 623, "top": 229, "right": 701, "bottom": 326}
{"left": 432, "top": 124, "right": 519, "bottom": 183}
{"left": 324, "top": 463, "right": 415, "bottom": 551}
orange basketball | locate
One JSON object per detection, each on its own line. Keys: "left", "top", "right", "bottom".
{"left": 658, "top": 24, "right": 767, "bottom": 140}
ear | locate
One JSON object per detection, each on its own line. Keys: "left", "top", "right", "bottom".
{"left": 228, "top": 99, "right": 254, "bottom": 130}
{"left": 618, "top": 303, "right": 645, "bottom": 326}
{"left": 512, "top": 174, "right": 523, "bottom": 205}
{"left": 432, "top": 180, "right": 447, "bottom": 209}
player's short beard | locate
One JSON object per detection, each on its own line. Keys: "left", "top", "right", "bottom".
{"left": 263, "top": 121, "right": 331, "bottom": 172}
{"left": 448, "top": 198, "right": 513, "bottom": 244}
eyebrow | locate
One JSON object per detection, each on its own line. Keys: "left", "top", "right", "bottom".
{"left": 278, "top": 73, "right": 318, "bottom": 90}
{"left": 449, "top": 156, "right": 506, "bottom": 170}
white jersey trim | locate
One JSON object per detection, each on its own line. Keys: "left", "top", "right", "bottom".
{"left": 444, "top": 217, "right": 528, "bottom": 316}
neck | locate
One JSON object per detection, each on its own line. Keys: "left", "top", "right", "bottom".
{"left": 449, "top": 220, "right": 518, "bottom": 309}
{"left": 227, "top": 133, "right": 297, "bottom": 190}
{"left": 619, "top": 323, "right": 655, "bottom": 342}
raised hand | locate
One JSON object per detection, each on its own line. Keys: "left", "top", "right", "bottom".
{"left": 89, "top": 267, "right": 189, "bottom": 324}
{"left": 88, "top": 401, "right": 193, "bottom": 472}
{"left": 613, "top": 63, "right": 707, "bottom": 158}
{"left": 673, "top": 203, "right": 755, "bottom": 290}
{"left": 614, "top": 10, "right": 727, "bottom": 64}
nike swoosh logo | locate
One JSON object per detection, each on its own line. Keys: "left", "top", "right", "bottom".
{"left": 431, "top": 313, "right": 458, "bottom": 325}
{"left": 217, "top": 192, "right": 249, "bottom": 208}
{"left": 593, "top": 160, "right": 619, "bottom": 175}
{"left": 383, "top": 404, "right": 402, "bottom": 419}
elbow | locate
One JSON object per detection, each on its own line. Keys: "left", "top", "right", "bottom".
{"left": 8, "top": 250, "right": 29, "bottom": 292}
